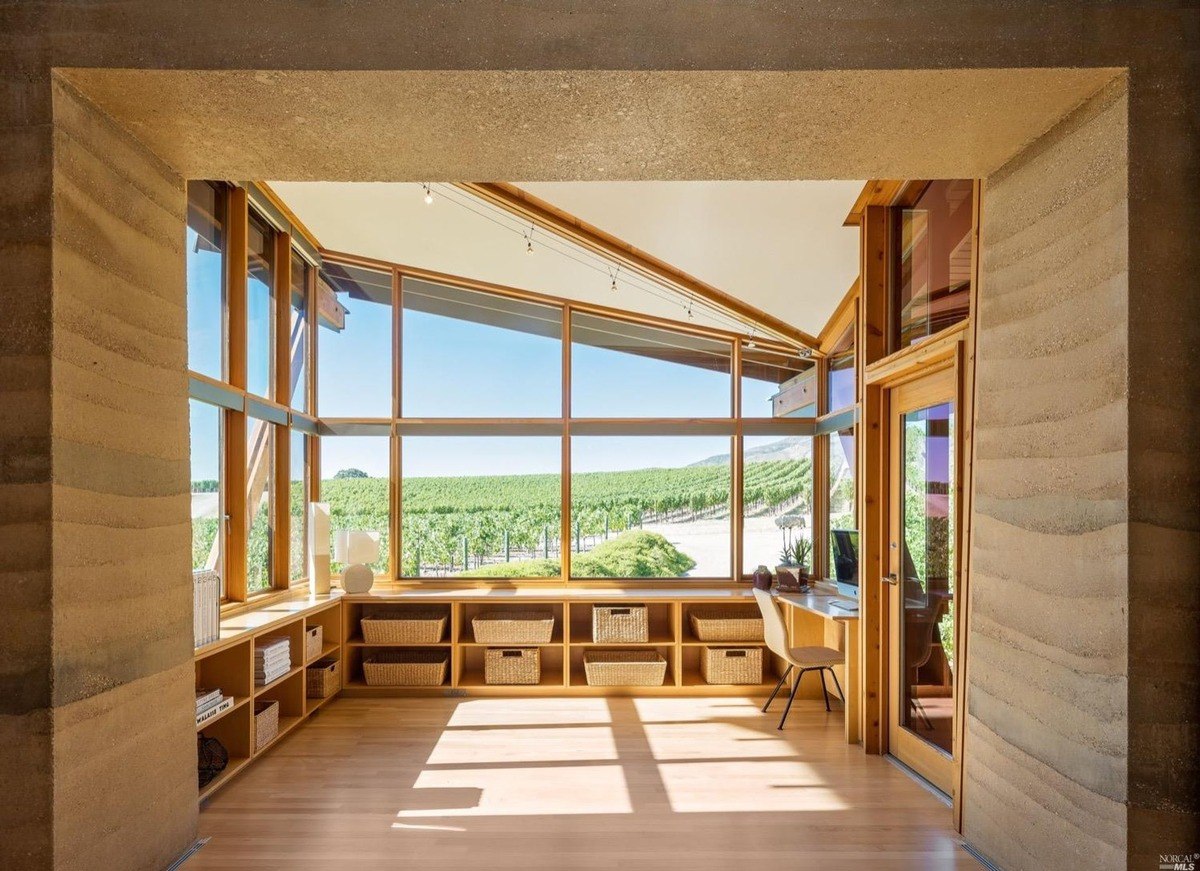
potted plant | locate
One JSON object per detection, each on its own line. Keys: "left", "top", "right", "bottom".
{"left": 775, "top": 546, "right": 798, "bottom": 590}
{"left": 792, "top": 538, "right": 813, "bottom": 590}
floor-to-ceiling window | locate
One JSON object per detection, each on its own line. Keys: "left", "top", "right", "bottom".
{"left": 315, "top": 259, "right": 815, "bottom": 583}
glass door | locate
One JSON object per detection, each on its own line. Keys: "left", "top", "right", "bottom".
{"left": 887, "top": 367, "right": 957, "bottom": 794}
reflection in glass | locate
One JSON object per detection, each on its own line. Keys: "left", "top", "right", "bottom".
{"left": 742, "top": 435, "right": 813, "bottom": 574}
{"left": 246, "top": 213, "right": 275, "bottom": 398}
{"left": 290, "top": 430, "right": 308, "bottom": 584}
{"left": 186, "top": 181, "right": 225, "bottom": 380}
{"left": 318, "top": 263, "right": 393, "bottom": 418}
{"left": 740, "top": 346, "right": 816, "bottom": 418}
{"left": 571, "top": 436, "right": 730, "bottom": 579}
{"left": 893, "top": 180, "right": 974, "bottom": 349}
{"left": 189, "top": 400, "right": 223, "bottom": 593}
{"left": 826, "top": 325, "right": 855, "bottom": 411}
{"left": 900, "top": 402, "right": 955, "bottom": 755}
{"left": 246, "top": 419, "right": 275, "bottom": 593}
{"left": 827, "top": 427, "right": 855, "bottom": 570}
{"left": 402, "top": 279, "right": 562, "bottom": 417}
{"left": 320, "top": 436, "right": 390, "bottom": 575}
{"left": 572, "top": 314, "right": 731, "bottom": 418}
{"left": 401, "top": 437, "right": 561, "bottom": 578}
{"left": 289, "top": 252, "right": 309, "bottom": 412}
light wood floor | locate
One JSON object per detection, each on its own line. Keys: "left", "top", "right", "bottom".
{"left": 191, "top": 696, "right": 977, "bottom": 871}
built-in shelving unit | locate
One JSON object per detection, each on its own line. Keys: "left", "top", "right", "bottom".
{"left": 340, "top": 592, "right": 783, "bottom": 698}
{"left": 194, "top": 596, "right": 344, "bottom": 804}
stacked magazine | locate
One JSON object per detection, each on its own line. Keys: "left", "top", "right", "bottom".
{"left": 255, "top": 637, "right": 292, "bottom": 687}
{"left": 196, "top": 688, "right": 233, "bottom": 727}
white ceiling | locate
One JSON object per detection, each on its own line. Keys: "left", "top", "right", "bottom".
{"left": 269, "top": 180, "right": 863, "bottom": 337}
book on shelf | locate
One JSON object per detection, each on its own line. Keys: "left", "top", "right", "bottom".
{"left": 195, "top": 688, "right": 222, "bottom": 710}
{"left": 196, "top": 695, "right": 233, "bottom": 726}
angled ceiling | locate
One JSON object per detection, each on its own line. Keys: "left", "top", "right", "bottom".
{"left": 269, "top": 180, "right": 863, "bottom": 336}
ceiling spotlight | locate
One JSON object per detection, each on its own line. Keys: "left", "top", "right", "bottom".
{"left": 422, "top": 184, "right": 433, "bottom": 205}
{"left": 746, "top": 329, "right": 757, "bottom": 349}
{"left": 798, "top": 347, "right": 814, "bottom": 359}
{"left": 525, "top": 224, "right": 535, "bottom": 255}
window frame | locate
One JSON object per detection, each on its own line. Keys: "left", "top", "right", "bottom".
{"left": 313, "top": 255, "right": 817, "bottom": 586}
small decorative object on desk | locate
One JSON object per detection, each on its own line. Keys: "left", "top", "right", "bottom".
{"left": 774, "top": 513, "right": 812, "bottom": 593}
{"left": 751, "top": 565, "right": 773, "bottom": 591}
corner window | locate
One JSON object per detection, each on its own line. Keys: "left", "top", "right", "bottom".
{"left": 189, "top": 399, "right": 224, "bottom": 594}
{"left": 289, "top": 252, "right": 310, "bottom": 413}
{"left": 186, "top": 182, "right": 226, "bottom": 380}
{"left": 827, "top": 426, "right": 856, "bottom": 571}
{"left": 246, "top": 213, "right": 275, "bottom": 398}
{"left": 826, "top": 324, "right": 855, "bottom": 412}
{"left": 741, "top": 346, "right": 816, "bottom": 418}
{"left": 892, "top": 180, "right": 974, "bottom": 349}
{"left": 318, "top": 263, "right": 393, "bottom": 418}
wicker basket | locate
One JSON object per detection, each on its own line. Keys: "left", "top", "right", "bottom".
{"left": 700, "top": 646, "right": 764, "bottom": 685}
{"left": 583, "top": 650, "right": 667, "bottom": 686}
{"left": 304, "top": 625, "right": 323, "bottom": 661}
{"left": 360, "top": 608, "right": 447, "bottom": 644}
{"left": 592, "top": 604, "right": 649, "bottom": 643}
{"left": 689, "top": 606, "right": 764, "bottom": 643}
{"left": 484, "top": 648, "right": 541, "bottom": 685}
{"left": 253, "top": 699, "right": 279, "bottom": 750}
{"left": 306, "top": 657, "right": 341, "bottom": 699}
{"left": 472, "top": 611, "right": 556, "bottom": 644}
{"left": 362, "top": 650, "right": 449, "bottom": 687}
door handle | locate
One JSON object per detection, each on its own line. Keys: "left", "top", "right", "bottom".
{"left": 882, "top": 573, "right": 898, "bottom": 585}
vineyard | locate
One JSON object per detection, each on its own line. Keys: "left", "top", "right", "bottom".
{"left": 191, "top": 456, "right": 813, "bottom": 579}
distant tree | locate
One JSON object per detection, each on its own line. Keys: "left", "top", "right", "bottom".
{"left": 333, "top": 468, "right": 369, "bottom": 479}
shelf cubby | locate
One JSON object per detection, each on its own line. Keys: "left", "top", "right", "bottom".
{"left": 566, "top": 601, "right": 677, "bottom": 646}
{"left": 457, "top": 601, "right": 565, "bottom": 646}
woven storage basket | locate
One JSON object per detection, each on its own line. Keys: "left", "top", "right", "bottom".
{"left": 472, "top": 611, "right": 555, "bottom": 644}
{"left": 700, "top": 646, "right": 763, "bottom": 685}
{"left": 304, "top": 625, "right": 323, "bottom": 661}
{"left": 306, "top": 658, "right": 341, "bottom": 699}
{"left": 362, "top": 650, "right": 448, "bottom": 687}
{"left": 583, "top": 650, "right": 667, "bottom": 686}
{"left": 253, "top": 699, "right": 279, "bottom": 750}
{"left": 484, "top": 648, "right": 541, "bottom": 685}
{"left": 360, "top": 608, "right": 447, "bottom": 644}
{"left": 592, "top": 604, "right": 649, "bottom": 643}
{"left": 689, "top": 606, "right": 764, "bottom": 642}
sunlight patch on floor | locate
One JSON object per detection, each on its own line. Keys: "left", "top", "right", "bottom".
{"left": 447, "top": 697, "right": 612, "bottom": 728}
{"left": 643, "top": 721, "right": 797, "bottom": 761}
{"left": 631, "top": 697, "right": 763, "bottom": 723}
{"left": 426, "top": 725, "right": 617, "bottom": 765}
{"left": 657, "top": 760, "right": 846, "bottom": 813}
{"left": 397, "top": 765, "right": 633, "bottom": 817}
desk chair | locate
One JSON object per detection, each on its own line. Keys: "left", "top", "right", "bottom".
{"left": 753, "top": 588, "right": 845, "bottom": 730}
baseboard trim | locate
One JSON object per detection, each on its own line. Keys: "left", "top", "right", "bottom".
{"left": 166, "top": 837, "right": 209, "bottom": 870}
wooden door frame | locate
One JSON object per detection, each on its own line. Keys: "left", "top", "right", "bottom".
{"left": 885, "top": 362, "right": 958, "bottom": 795}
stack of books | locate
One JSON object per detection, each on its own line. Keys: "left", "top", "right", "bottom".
{"left": 255, "top": 637, "right": 292, "bottom": 687}
{"left": 196, "top": 688, "right": 233, "bottom": 727}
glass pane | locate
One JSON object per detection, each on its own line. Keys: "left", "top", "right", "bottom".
{"left": 742, "top": 435, "right": 812, "bottom": 575}
{"left": 246, "top": 419, "right": 275, "bottom": 593}
{"left": 826, "top": 325, "right": 855, "bottom": 411}
{"left": 402, "top": 279, "right": 562, "bottom": 417}
{"left": 186, "top": 181, "right": 225, "bottom": 380}
{"left": 740, "top": 346, "right": 816, "bottom": 418}
{"left": 827, "top": 427, "right": 856, "bottom": 573}
{"left": 894, "top": 180, "right": 974, "bottom": 349}
{"left": 189, "top": 400, "right": 223, "bottom": 594}
{"left": 289, "top": 429, "right": 308, "bottom": 583}
{"left": 572, "top": 313, "right": 731, "bottom": 418}
{"left": 289, "top": 252, "right": 309, "bottom": 412}
{"left": 571, "top": 436, "right": 730, "bottom": 579}
{"left": 246, "top": 213, "right": 275, "bottom": 398}
{"left": 401, "top": 437, "right": 561, "bottom": 578}
{"left": 900, "top": 401, "right": 955, "bottom": 754}
{"left": 320, "top": 436, "right": 390, "bottom": 575}
{"left": 318, "top": 263, "right": 392, "bottom": 418}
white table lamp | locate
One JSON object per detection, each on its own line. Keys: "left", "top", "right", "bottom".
{"left": 335, "top": 529, "right": 380, "bottom": 593}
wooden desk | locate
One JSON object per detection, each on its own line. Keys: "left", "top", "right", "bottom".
{"left": 776, "top": 583, "right": 860, "bottom": 745}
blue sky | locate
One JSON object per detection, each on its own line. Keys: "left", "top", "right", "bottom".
{"left": 189, "top": 231, "right": 785, "bottom": 481}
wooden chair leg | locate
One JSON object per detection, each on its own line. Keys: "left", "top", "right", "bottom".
{"left": 819, "top": 668, "right": 831, "bottom": 712}
{"left": 762, "top": 665, "right": 792, "bottom": 712}
{"left": 779, "top": 669, "right": 804, "bottom": 730}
